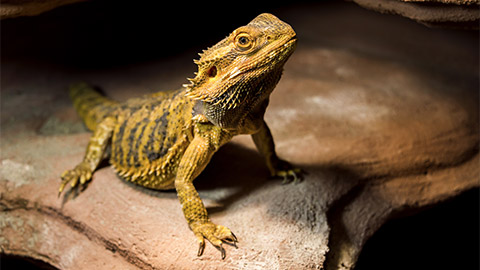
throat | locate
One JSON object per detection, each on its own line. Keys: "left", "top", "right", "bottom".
{"left": 190, "top": 69, "right": 281, "bottom": 132}
{"left": 203, "top": 101, "right": 248, "bottom": 130}
{"left": 194, "top": 96, "right": 268, "bottom": 134}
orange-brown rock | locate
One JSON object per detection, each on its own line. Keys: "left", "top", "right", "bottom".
{"left": 1, "top": 2, "right": 478, "bottom": 269}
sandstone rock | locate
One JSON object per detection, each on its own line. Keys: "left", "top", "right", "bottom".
{"left": 352, "top": 0, "right": 480, "bottom": 28}
{"left": 2, "top": 0, "right": 479, "bottom": 30}
{"left": 0, "top": 0, "right": 85, "bottom": 19}
{"left": 1, "top": 2, "right": 478, "bottom": 269}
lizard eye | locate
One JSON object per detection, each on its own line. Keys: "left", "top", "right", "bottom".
{"left": 206, "top": 65, "right": 217, "bottom": 77}
{"left": 235, "top": 33, "right": 254, "bottom": 51}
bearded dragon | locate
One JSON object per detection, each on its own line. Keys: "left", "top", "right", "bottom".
{"left": 59, "top": 13, "right": 300, "bottom": 259}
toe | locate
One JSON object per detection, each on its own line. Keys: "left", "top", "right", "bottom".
{"left": 194, "top": 231, "right": 206, "bottom": 257}
{"left": 79, "top": 173, "right": 86, "bottom": 185}
{"left": 215, "top": 225, "right": 238, "bottom": 243}
{"left": 70, "top": 174, "right": 79, "bottom": 188}
{"left": 58, "top": 178, "right": 70, "bottom": 196}
{"left": 192, "top": 222, "right": 237, "bottom": 259}
{"left": 197, "top": 240, "right": 205, "bottom": 257}
{"left": 218, "top": 244, "right": 226, "bottom": 260}
{"left": 226, "top": 232, "right": 238, "bottom": 244}
{"left": 290, "top": 170, "right": 300, "bottom": 184}
{"left": 275, "top": 167, "right": 305, "bottom": 184}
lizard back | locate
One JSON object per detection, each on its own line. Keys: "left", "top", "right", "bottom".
{"left": 110, "top": 88, "right": 195, "bottom": 190}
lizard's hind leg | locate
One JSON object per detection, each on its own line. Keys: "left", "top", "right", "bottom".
{"left": 59, "top": 116, "right": 116, "bottom": 196}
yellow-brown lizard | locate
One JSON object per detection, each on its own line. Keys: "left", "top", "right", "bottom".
{"left": 59, "top": 13, "right": 300, "bottom": 259}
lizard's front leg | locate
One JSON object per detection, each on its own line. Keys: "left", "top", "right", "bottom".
{"left": 59, "top": 116, "right": 115, "bottom": 195}
{"left": 252, "top": 120, "right": 303, "bottom": 184}
{"left": 175, "top": 135, "right": 237, "bottom": 259}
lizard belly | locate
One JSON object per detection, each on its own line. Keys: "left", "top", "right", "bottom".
{"left": 110, "top": 89, "right": 193, "bottom": 190}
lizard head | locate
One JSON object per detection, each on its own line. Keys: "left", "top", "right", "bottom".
{"left": 184, "top": 13, "right": 297, "bottom": 130}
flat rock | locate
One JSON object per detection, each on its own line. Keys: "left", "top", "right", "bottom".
{"left": 0, "top": 0, "right": 85, "bottom": 19}
{"left": 352, "top": 0, "right": 479, "bottom": 28}
{"left": 1, "top": 2, "right": 478, "bottom": 269}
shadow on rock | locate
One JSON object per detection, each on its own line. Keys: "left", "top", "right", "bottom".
{"left": 196, "top": 142, "right": 363, "bottom": 231}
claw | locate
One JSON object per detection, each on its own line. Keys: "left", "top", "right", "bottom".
{"left": 198, "top": 241, "right": 205, "bottom": 257}
{"left": 223, "top": 232, "right": 238, "bottom": 248}
{"left": 291, "top": 171, "right": 300, "bottom": 184}
{"left": 230, "top": 232, "right": 238, "bottom": 243}
{"left": 218, "top": 244, "right": 226, "bottom": 260}
{"left": 275, "top": 166, "right": 305, "bottom": 185}
{"left": 281, "top": 174, "right": 290, "bottom": 185}
{"left": 58, "top": 163, "right": 93, "bottom": 197}
{"left": 58, "top": 178, "right": 69, "bottom": 197}
{"left": 191, "top": 222, "right": 237, "bottom": 259}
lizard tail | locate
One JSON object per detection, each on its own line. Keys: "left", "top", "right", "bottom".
{"left": 69, "top": 82, "right": 118, "bottom": 131}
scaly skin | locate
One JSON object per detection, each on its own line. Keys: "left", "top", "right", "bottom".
{"left": 59, "top": 13, "right": 301, "bottom": 259}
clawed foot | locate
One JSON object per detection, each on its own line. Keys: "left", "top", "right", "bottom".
{"left": 59, "top": 162, "right": 93, "bottom": 196}
{"left": 270, "top": 159, "right": 304, "bottom": 184}
{"left": 191, "top": 221, "right": 238, "bottom": 260}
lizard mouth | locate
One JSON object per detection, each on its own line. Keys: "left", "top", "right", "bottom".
{"left": 272, "top": 34, "right": 297, "bottom": 56}
{"left": 284, "top": 35, "right": 297, "bottom": 50}
{"left": 250, "top": 34, "right": 297, "bottom": 71}
{"left": 261, "top": 34, "right": 297, "bottom": 68}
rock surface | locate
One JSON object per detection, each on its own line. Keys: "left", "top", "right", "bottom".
{"left": 0, "top": 0, "right": 85, "bottom": 19}
{"left": 2, "top": 0, "right": 479, "bottom": 30}
{"left": 352, "top": 0, "right": 479, "bottom": 28}
{"left": 1, "top": 2, "right": 478, "bottom": 269}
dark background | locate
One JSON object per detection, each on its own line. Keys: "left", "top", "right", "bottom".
{"left": 1, "top": 1, "right": 293, "bottom": 68}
